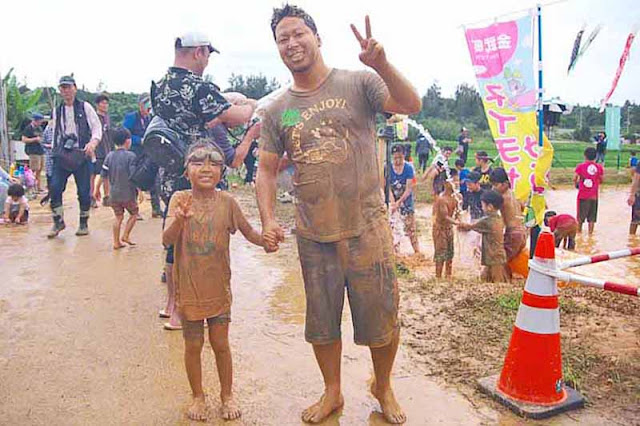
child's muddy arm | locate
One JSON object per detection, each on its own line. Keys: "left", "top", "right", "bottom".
{"left": 162, "top": 217, "right": 183, "bottom": 246}
{"left": 237, "top": 216, "right": 264, "bottom": 247}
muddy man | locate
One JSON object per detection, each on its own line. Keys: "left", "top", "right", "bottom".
{"left": 256, "top": 5, "right": 421, "bottom": 424}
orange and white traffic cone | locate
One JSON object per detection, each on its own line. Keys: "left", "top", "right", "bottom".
{"left": 478, "top": 232, "right": 584, "bottom": 418}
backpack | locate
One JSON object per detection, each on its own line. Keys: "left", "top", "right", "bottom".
{"left": 129, "top": 153, "right": 158, "bottom": 191}
{"left": 142, "top": 115, "right": 187, "bottom": 176}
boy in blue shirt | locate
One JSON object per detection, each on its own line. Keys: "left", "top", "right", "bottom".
{"left": 390, "top": 145, "right": 420, "bottom": 254}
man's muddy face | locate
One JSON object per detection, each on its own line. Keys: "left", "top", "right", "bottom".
{"left": 275, "top": 17, "right": 321, "bottom": 73}
{"left": 392, "top": 152, "right": 404, "bottom": 167}
{"left": 187, "top": 157, "right": 222, "bottom": 190}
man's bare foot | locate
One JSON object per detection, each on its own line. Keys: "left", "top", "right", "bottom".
{"left": 371, "top": 381, "right": 406, "bottom": 424}
{"left": 113, "top": 242, "right": 125, "bottom": 250}
{"left": 301, "top": 392, "right": 344, "bottom": 423}
{"left": 187, "top": 395, "right": 208, "bottom": 421}
{"left": 122, "top": 238, "right": 136, "bottom": 246}
{"left": 221, "top": 396, "right": 241, "bottom": 420}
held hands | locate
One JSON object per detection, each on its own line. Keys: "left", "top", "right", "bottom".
{"left": 351, "top": 16, "right": 387, "bottom": 71}
{"left": 262, "top": 219, "right": 285, "bottom": 253}
{"left": 246, "top": 121, "right": 262, "bottom": 141}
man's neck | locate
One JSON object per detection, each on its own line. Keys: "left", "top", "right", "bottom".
{"left": 115, "top": 146, "right": 126, "bottom": 150}
{"left": 291, "top": 60, "right": 332, "bottom": 92}
{"left": 173, "top": 59, "right": 201, "bottom": 76}
{"left": 64, "top": 99, "right": 75, "bottom": 107}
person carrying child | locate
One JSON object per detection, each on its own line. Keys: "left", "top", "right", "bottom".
{"left": 389, "top": 144, "right": 420, "bottom": 255}
{"left": 457, "top": 190, "right": 509, "bottom": 282}
{"left": 95, "top": 127, "right": 139, "bottom": 250}
{"left": 3, "top": 184, "right": 29, "bottom": 225}
{"left": 432, "top": 178, "right": 458, "bottom": 278}
{"left": 423, "top": 146, "right": 453, "bottom": 197}
{"left": 544, "top": 211, "right": 578, "bottom": 250}
{"left": 574, "top": 146, "right": 604, "bottom": 234}
{"left": 163, "top": 141, "right": 268, "bottom": 421}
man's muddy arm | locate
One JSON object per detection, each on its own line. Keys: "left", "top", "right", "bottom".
{"left": 256, "top": 150, "right": 284, "bottom": 249}
{"left": 377, "top": 61, "right": 421, "bottom": 115}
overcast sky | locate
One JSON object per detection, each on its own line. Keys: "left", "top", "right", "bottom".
{"left": 1, "top": 0, "right": 638, "bottom": 106}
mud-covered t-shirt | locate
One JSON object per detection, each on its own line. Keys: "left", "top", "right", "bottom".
{"left": 169, "top": 190, "right": 250, "bottom": 321}
{"left": 260, "top": 69, "right": 389, "bottom": 242}
{"left": 471, "top": 211, "right": 506, "bottom": 266}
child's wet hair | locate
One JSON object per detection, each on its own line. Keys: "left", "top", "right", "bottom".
{"left": 8, "top": 183, "right": 25, "bottom": 198}
{"left": 584, "top": 147, "right": 597, "bottom": 161}
{"left": 480, "top": 190, "right": 503, "bottom": 209}
{"left": 454, "top": 159, "right": 465, "bottom": 168}
{"left": 443, "top": 146, "right": 453, "bottom": 153}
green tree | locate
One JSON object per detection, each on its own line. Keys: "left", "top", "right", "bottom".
{"left": 453, "top": 83, "right": 483, "bottom": 122}
{"left": 225, "top": 73, "right": 280, "bottom": 99}
{"left": 421, "top": 82, "right": 443, "bottom": 119}
{"left": 2, "top": 69, "right": 42, "bottom": 136}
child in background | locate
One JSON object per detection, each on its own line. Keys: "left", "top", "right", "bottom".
{"left": 544, "top": 211, "right": 578, "bottom": 250}
{"left": 96, "top": 127, "right": 138, "bottom": 250}
{"left": 574, "top": 147, "right": 604, "bottom": 234}
{"left": 423, "top": 146, "right": 453, "bottom": 197}
{"left": 455, "top": 159, "right": 469, "bottom": 201}
{"left": 462, "top": 171, "right": 484, "bottom": 220}
{"left": 457, "top": 190, "right": 509, "bottom": 282}
{"left": 432, "top": 180, "right": 458, "bottom": 278}
{"left": 473, "top": 151, "right": 493, "bottom": 190}
{"left": 490, "top": 168, "right": 527, "bottom": 265}
{"left": 4, "top": 183, "right": 29, "bottom": 225}
{"left": 163, "top": 141, "right": 268, "bottom": 421}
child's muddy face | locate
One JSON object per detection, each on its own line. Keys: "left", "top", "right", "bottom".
{"left": 187, "top": 158, "right": 222, "bottom": 190}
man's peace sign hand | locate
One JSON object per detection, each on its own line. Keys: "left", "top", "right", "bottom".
{"left": 351, "top": 16, "right": 387, "bottom": 71}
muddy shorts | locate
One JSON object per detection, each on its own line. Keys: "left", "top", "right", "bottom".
{"left": 554, "top": 224, "right": 577, "bottom": 250}
{"left": 29, "top": 154, "right": 44, "bottom": 171}
{"left": 111, "top": 200, "right": 139, "bottom": 216}
{"left": 297, "top": 218, "right": 399, "bottom": 347}
{"left": 632, "top": 193, "right": 640, "bottom": 225}
{"left": 578, "top": 198, "right": 598, "bottom": 224}
{"left": 504, "top": 227, "right": 527, "bottom": 261}
{"left": 182, "top": 313, "right": 231, "bottom": 340}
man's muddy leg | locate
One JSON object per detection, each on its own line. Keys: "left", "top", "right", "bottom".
{"left": 302, "top": 341, "right": 344, "bottom": 423}
{"left": 629, "top": 223, "right": 637, "bottom": 235}
{"left": 112, "top": 214, "right": 124, "bottom": 249}
{"left": 445, "top": 260, "right": 452, "bottom": 278}
{"left": 370, "top": 332, "right": 406, "bottom": 424}
{"left": 435, "top": 261, "right": 443, "bottom": 278}
{"left": 183, "top": 327, "right": 207, "bottom": 420}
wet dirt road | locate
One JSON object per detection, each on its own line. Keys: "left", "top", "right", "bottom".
{"left": 0, "top": 188, "right": 497, "bottom": 425}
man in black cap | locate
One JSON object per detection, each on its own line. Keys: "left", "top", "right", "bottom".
{"left": 48, "top": 75, "right": 102, "bottom": 238}
{"left": 462, "top": 170, "right": 484, "bottom": 220}
{"left": 21, "top": 112, "right": 46, "bottom": 193}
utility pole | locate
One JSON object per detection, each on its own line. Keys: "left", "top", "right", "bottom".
{"left": 628, "top": 105, "right": 632, "bottom": 136}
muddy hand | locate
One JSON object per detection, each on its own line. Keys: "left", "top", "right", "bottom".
{"left": 350, "top": 15, "right": 387, "bottom": 70}
{"left": 175, "top": 198, "right": 193, "bottom": 221}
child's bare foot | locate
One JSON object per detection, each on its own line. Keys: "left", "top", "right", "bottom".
{"left": 371, "top": 381, "right": 406, "bottom": 424}
{"left": 122, "top": 238, "right": 136, "bottom": 246}
{"left": 113, "top": 242, "right": 125, "bottom": 250}
{"left": 301, "top": 392, "right": 344, "bottom": 423}
{"left": 187, "top": 395, "right": 208, "bottom": 421}
{"left": 221, "top": 396, "right": 241, "bottom": 420}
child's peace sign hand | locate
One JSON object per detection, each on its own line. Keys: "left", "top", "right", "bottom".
{"left": 350, "top": 16, "right": 387, "bottom": 70}
{"left": 175, "top": 197, "right": 193, "bottom": 221}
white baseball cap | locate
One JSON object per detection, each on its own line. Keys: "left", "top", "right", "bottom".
{"left": 175, "top": 32, "right": 219, "bottom": 53}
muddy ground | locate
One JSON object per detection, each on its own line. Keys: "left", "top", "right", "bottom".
{"left": 0, "top": 183, "right": 637, "bottom": 425}
{"left": 399, "top": 186, "right": 639, "bottom": 426}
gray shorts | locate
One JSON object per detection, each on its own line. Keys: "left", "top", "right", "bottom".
{"left": 181, "top": 313, "right": 231, "bottom": 340}
{"left": 297, "top": 218, "right": 399, "bottom": 347}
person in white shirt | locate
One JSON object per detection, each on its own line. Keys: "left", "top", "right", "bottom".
{"left": 47, "top": 75, "right": 102, "bottom": 238}
{"left": 4, "top": 183, "right": 29, "bottom": 225}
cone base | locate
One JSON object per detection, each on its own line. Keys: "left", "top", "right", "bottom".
{"left": 478, "top": 374, "right": 585, "bottom": 419}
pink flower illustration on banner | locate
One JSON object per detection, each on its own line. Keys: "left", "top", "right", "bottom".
{"left": 465, "top": 21, "right": 518, "bottom": 78}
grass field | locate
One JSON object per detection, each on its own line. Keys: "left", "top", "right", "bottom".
{"left": 405, "top": 139, "right": 639, "bottom": 170}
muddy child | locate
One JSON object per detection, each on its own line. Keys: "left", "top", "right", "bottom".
{"left": 96, "top": 128, "right": 138, "bottom": 250}
{"left": 163, "top": 142, "right": 267, "bottom": 421}
{"left": 458, "top": 190, "right": 509, "bottom": 282}
{"left": 390, "top": 145, "right": 420, "bottom": 255}
{"left": 544, "top": 211, "right": 578, "bottom": 250}
{"left": 3, "top": 184, "right": 29, "bottom": 225}
{"left": 432, "top": 180, "right": 458, "bottom": 278}
{"left": 574, "top": 146, "right": 604, "bottom": 234}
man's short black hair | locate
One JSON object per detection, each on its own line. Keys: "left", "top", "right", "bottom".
{"left": 449, "top": 168, "right": 458, "bottom": 178}
{"left": 8, "top": 183, "right": 25, "bottom": 198}
{"left": 476, "top": 150, "right": 490, "bottom": 161}
{"left": 443, "top": 146, "right": 454, "bottom": 153}
{"left": 584, "top": 146, "right": 597, "bottom": 161}
{"left": 490, "top": 167, "right": 509, "bottom": 184}
{"left": 95, "top": 93, "right": 109, "bottom": 105}
{"left": 481, "top": 190, "right": 504, "bottom": 209}
{"left": 112, "top": 127, "right": 131, "bottom": 146}
{"left": 454, "top": 159, "right": 465, "bottom": 168}
{"left": 271, "top": 4, "right": 318, "bottom": 40}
